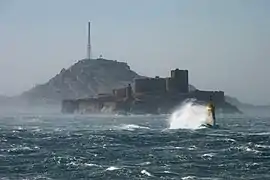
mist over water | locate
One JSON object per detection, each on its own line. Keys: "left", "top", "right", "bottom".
{"left": 168, "top": 99, "right": 209, "bottom": 130}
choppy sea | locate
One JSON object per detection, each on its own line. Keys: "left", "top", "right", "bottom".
{"left": 0, "top": 105, "right": 270, "bottom": 180}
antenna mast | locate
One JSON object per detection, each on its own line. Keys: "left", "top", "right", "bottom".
{"left": 87, "top": 21, "right": 91, "bottom": 59}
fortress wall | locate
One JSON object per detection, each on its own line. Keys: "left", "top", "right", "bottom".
{"left": 134, "top": 77, "right": 166, "bottom": 94}
{"left": 193, "top": 90, "right": 225, "bottom": 103}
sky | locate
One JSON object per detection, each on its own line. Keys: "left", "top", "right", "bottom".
{"left": 0, "top": 0, "right": 269, "bottom": 105}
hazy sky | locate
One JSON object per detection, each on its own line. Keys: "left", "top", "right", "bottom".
{"left": 0, "top": 0, "right": 269, "bottom": 105}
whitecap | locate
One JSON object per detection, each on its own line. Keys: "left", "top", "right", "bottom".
{"left": 66, "top": 161, "right": 78, "bottom": 167}
{"left": 188, "top": 145, "right": 197, "bottom": 150}
{"left": 8, "top": 146, "right": 34, "bottom": 153}
{"left": 54, "top": 128, "right": 63, "bottom": 132}
{"left": 33, "top": 175, "right": 53, "bottom": 180}
{"left": 16, "top": 126, "right": 24, "bottom": 130}
{"left": 255, "top": 144, "right": 270, "bottom": 149}
{"left": 201, "top": 153, "right": 216, "bottom": 160}
{"left": 175, "top": 146, "right": 184, "bottom": 149}
{"left": 141, "top": 170, "right": 152, "bottom": 177}
{"left": 106, "top": 166, "right": 120, "bottom": 171}
{"left": 182, "top": 176, "right": 196, "bottom": 180}
{"left": 202, "top": 153, "right": 215, "bottom": 157}
{"left": 138, "top": 162, "right": 151, "bottom": 166}
{"left": 235, "top": 145, "right": 261, "bottom": 154}
{"left": 224, "top": 138, "right": 236, "bottom": 142}
{"left": 115, "top": 124, "right": 150, "bottom": 131}
{"left": 84, "top": 163, "right": 101, "bottom": 167}
{"left": 248, "top": 132, "right": 270, "bottom": 136}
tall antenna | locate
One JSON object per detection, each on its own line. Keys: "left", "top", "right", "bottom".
{"left": 87, "top": 21, "right": 91, "bottom": 59}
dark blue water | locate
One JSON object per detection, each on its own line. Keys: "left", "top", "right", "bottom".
{"left": 1, "top": 111, "right": 270, "bottom": 180}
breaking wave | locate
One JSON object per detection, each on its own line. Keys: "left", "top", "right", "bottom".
{"left": 168, "top": 99, "right": 209, "bottom": 130}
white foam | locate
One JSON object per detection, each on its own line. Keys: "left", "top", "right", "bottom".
{"left": 106, "top": 166, "right": 120, "bottom": 171}
{"left": 182, "top": 176, "right": 196, "bottom": 180}
{"left": 116, "top": 124, "right": 150, "bottom": 131}
{"left": 168, "top": 99, "right": 209, "bottom": 130}
{"left": 255, "top": 144, "right": 270, "bottom": 149}
{"left": 141, "top": 170, "right": 152, "bottom": 176}
{"left": 202, "top": 153, "right": 216, "bottom": 157}
{"left": 234, "top": 145, "right": 261, "bottom": 154}
{"left": 202, "top": 153, "right": 216, "bottom": 160}
{"left": 84, "top": 163, "right": 100, "bottom": 167}
{"left": 138, "top": 161, "right": 151, "bottom": 166}
{"left": 188, "top": 145, "right": 197, "bottom": 150}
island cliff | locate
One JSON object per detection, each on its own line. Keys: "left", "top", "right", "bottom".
{"left": 15, "top": 58, "right": 241, "bottom": 114}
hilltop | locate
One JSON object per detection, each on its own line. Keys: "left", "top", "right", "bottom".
{"left": 19, "top": 58, "right": 141, "bottom": 104}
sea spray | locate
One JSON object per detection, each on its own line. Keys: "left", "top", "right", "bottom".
{"left": 168, "top": 99, "right": 208, "bottom": 130}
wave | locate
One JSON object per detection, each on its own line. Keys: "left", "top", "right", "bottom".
{"left": 167, "top": 99, "right": 209, "bottom": 130}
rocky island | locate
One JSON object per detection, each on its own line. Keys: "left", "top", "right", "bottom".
{"left": 4, "top": 57, "right": 241, "bottom": 114}
{"left": 53, "top": 58, "right": 241, "bottom": 114}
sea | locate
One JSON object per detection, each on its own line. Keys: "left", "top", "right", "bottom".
{"left": 0, "top": 102, "right": 270, "bottom": 180}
